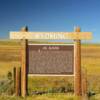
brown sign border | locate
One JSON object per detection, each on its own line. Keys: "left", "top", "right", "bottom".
{"left": 27, "top": 44, "right": 75, "bottom": 76}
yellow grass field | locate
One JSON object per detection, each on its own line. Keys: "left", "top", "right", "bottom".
{"left": 82, "top": 44, "right": 100, "bottom": 75}
{"left": 0, "top": 40, "right": 100, "bottom": 99}
{"left": 0, "top": 41, "right": 100, "bottom": 76}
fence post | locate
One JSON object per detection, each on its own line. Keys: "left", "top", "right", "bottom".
{"left": 82, "top": 68, "right": 88, "bottom": 98}
{"left": 21, "top": 27, "right": 28, "bottom": 97}
{"left": 13, "top": 67, "right": 16, "bottom": 93}
{"left": 13, "top": 67, "right": 21, "bottom": 96}
{"left": 74, "top": 27, "right": 82, "bottom": 96}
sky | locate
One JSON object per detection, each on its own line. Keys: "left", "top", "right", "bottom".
{"left": 0, "top": 0, "right": 100, "bottom": 43}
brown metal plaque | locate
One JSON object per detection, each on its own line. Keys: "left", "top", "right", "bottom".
{"left": 27, "top": 45, "right": 74, "bottom": 75}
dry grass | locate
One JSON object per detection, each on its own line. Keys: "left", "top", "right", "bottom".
{"left": 0, "top": 94, "right": 80, "bottom": 100}
{"left": 0, "top": 41, "right": 100, "bottom": 76}
{"left": 82, "top": 45, "right": 100, "bottom": 75}
{"left": 0, "top": 41, "right": 100, "bottom": 99}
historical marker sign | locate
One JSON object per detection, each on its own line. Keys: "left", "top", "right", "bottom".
{"left": 9, "top": 26, "right": 92, "bottom": 97}
{"left": 28, "top": 44, "right": 74, "bottom": 75}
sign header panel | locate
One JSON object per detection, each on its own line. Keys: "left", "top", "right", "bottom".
{"left": 10, "top": 32, "right": 92, "bottom": 40}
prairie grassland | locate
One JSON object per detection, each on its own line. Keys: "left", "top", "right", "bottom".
{"left": 82, "top": 45, "right": 100, "bottom": 75}
{"left": 0, "top": 41, "right": 100, "bottom": 76}
{"left": 0, "top": 40, "right": 100, "bottom": 99}
{"left": 0, "top": 42, "right": 21, "bottom": 78}
{"left": 0, "top": 94, "right": 80, "bottom": 100}
{"left": 81, "top": 45, "right": 100, "bottom": 93}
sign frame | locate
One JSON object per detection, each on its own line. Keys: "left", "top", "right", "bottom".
{"left": 27, "top": 43, "right": 75, "bottom": 76}
{"left": 11, "top": 26, "right": 92, "bottom": 97}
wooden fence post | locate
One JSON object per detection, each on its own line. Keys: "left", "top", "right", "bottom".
{"left": 82, "top": 68, "right": 87, "bottom": 97}
{"left": 21, "top": 27, "right": 28, "bottom": 97}
{"left": 74, "top": 27, "right": 82, "bottom": 96}
{"left": 13, "top": 67, "right": 16, "bottom": 93}
{"left": 14, "top": 67, "right": 21, "bottom": 96}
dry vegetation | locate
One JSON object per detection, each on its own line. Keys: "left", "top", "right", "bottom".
{"left": 82, "top": 44, "right": 100, "bottom": 75}
{"left": 0, "top": 40, "right": 100, "bottom": 99}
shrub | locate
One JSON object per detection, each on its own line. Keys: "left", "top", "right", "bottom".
{"left": 58, "top": 86, "right": 66, "bottom": 93}
{"left": 7, "top": 71, "right": 12, "bottom": 80}
{"left": 66, "top": 82, "right": 73, "bottom": 92}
